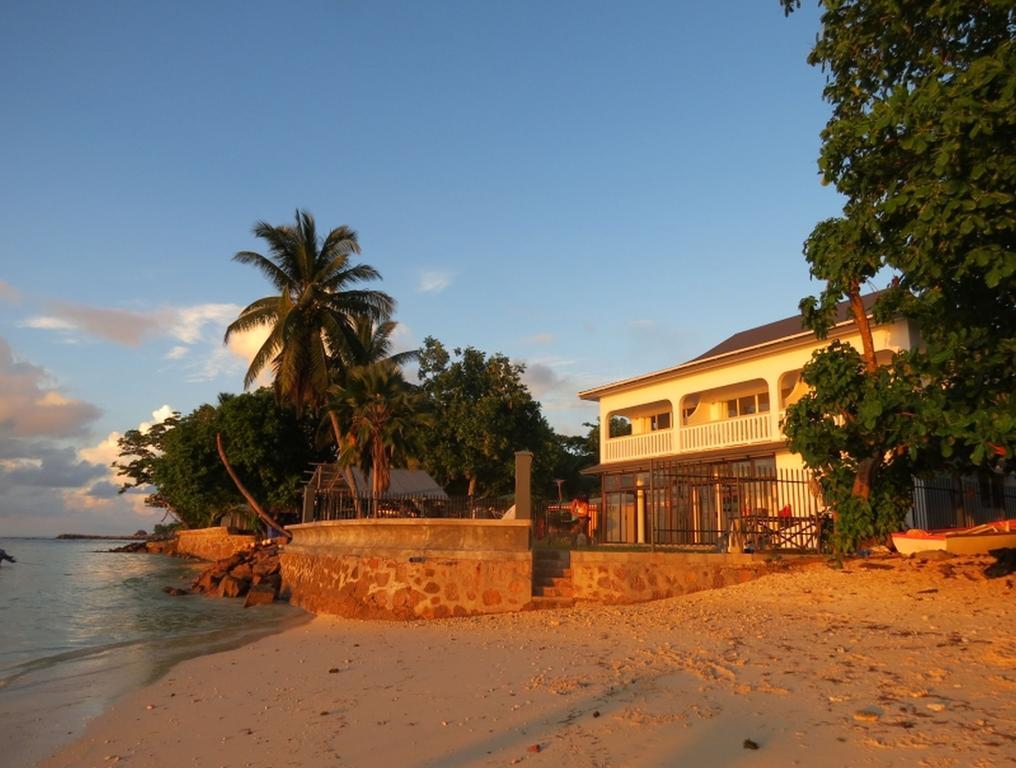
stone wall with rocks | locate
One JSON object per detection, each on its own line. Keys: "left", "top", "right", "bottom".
{"left": 176, "top": 527, "right": 256, "bottom": 562}
{"left": 569, "top": 551, "right": 786, "bottom": 604}
{"left": 281, "top": 519, "right": 532, "bottom": 620}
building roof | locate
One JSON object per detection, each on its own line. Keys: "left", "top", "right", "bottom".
{"left": 688, "top": 292, "right": 880, "bottom": 362}
{"left": 579, "top": 291, "right": 883, "bottom": 401}
{"left": 307, "top": 465, "right": 448, "bottom": 498}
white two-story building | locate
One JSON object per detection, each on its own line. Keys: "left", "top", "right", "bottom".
{"left": 578, "top": 294, "right": 919, "bottom": 547}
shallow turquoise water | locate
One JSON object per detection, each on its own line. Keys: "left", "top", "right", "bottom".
{"left": 0, "top": 537, "right": 308, "bottom": 767}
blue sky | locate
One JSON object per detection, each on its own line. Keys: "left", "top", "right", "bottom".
{"left": 0, "top": 1, "right": 849, "bottom": 535}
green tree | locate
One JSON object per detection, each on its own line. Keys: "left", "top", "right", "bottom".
{"left": 417, "top": 337, "right": 556, "bottom": 497}
{"left": 224, "top": 210, "right": 393, "bottom": 418}
{"left": 115, "top": 391, "right": 322, "bottom": 529}
{"left": 782, "top": 0, "right": 1015, "bottom": 550}
{"left": 113, "top": 415, "right": 180, "bottom": 514}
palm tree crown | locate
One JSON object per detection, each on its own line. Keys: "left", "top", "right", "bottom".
{"left": 225, "top": 210, "right": 393, "bottom": 416}
{"left": 331, "top": 362, "right": 432, "bottom": 504}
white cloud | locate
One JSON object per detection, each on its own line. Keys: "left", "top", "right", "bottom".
{"left": 21, "top": 315, "right": 77, "bottom": 331}
{"left": 167, "top": 303, "right": 241, "bottom": 344}
{"left": 165, "top": 345, "right": 189, "bottom": 360}
{"left": 74, "top": 404, "right": 176, "bottom": 519}
{"left": 417, "top": 270, "right": 454, "bottom": 294}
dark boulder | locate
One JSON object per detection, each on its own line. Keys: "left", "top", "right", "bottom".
{"left": 244, "top": 584, "right": 276, "bottom": 607}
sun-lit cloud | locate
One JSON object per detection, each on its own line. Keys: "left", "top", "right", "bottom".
{"left": 20, "top": 297, "right": 263, "bottom": 385}
{"left": 522, "top": 332, "right": 555, "bottom": 345}
{"left": 0, "top": 280, "right": 20, "bottom": 303}
{"left": 21, "top": 299, "right": 244, "bottom": 347}
{"left": 0, "top": 336, "right": 102, "bottom": 437}
{"left": 417, "top": 270, "right": 454, "bottom": 294}
{"left": 47, "top": 301, "right": 159, "bottom": 345}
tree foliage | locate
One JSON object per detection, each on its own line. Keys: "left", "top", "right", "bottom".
{"left": 115, "top": 390, "right": 323, "bottom": 529}
{"left": 782, "top": 0, "right": 1015, "bottom": 550}
{"left": 416, "top": 337, "right": 556, "bottom": 496}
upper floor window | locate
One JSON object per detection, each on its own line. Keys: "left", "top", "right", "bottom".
{"left": 651, "top": 412, "right": 671, "bottom": 431}
{"left": 726, "top": 392, "right": 769, "bottom": 419}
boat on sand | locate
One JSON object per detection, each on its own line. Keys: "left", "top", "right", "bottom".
{"left": 891, "top": 521, "right": 1016, "bottom": 556}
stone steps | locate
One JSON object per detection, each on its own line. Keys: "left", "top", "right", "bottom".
{"left": 531, "top": 550, "right": 574, "bottom": 606}
{"left": 529, "top": 596, "right": 575, "bottom": 610}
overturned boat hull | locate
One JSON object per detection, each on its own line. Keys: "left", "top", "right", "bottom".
{"left": 892, "top": 521, "right": 1016, "bottom": 555}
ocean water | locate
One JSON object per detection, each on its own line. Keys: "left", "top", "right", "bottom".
{"left": 0, "top": 537, "right": 309, "bottom": 768}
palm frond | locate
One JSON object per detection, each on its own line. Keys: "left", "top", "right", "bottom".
{"left": 223, "top": 299, "right": 280, "bottom": 342}
{"left": 232, "top": 251, "right": 292, "bottom": 292}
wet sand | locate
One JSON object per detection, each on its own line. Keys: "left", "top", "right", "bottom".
{"left": 41, "top": 554, "right": 1015, "bottom": 767}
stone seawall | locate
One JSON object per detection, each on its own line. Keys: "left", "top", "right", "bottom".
{"left": 569, "top": 551, "right": 784, "bottom": 604}
{"left": 176, "top": 527, "right": 256, "bottom": 561}
{"left": 281, "top": 519, "right": 532, "bottom": 620}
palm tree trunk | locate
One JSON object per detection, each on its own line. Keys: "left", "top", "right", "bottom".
{"left": 216, "top": 433, "right": 291, "bottom": 541}
{"left": 328, "top": 410, "right": 363, "bottom": 518}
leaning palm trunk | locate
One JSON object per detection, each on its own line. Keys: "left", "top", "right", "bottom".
{"left": 216, "top": 433, "right": 291, "bottom": 541}
{"left": 846, "top": 283, "right": 880, "bottom": 504}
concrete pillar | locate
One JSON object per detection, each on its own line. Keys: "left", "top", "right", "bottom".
{"left": 514, "top": 450, "right": 533, "bottom": 520}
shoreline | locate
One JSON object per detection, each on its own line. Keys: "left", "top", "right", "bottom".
{"left": 0, "top": 540, "right": 308, "bottom": 768}
{"left": 39, "top": 554, "right": 1015, "bottom": 767}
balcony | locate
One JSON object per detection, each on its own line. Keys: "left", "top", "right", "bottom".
{"left": 679, "top": 412, "right": 772, "bottom": 452}
{"left": 603, "top": 428, "right": 675, "bottom": 462}
{"left": 603, "top": 413, "right": 775, "bottom": 464}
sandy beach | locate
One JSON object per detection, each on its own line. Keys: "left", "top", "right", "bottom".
{"left": 41, "top": 554, "right": 1014, "bottom": 768}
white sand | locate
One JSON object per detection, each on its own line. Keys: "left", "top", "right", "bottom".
{"left": 41, "top": 555, "right": 1015, "bottom": 767}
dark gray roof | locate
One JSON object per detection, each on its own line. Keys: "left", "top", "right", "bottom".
{"left": 578, "top": 291, "right": 885, "bottom": 401}
{"left": 688, "top": 291, "right": 882, "bottom": 363}
{"left": 308, "top": 465, "right": 448, "bottom": 498}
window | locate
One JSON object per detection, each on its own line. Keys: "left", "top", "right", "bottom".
{"left": 651, "top": 412, "right": 671, "bottom": 431}
{"left": 725, "top": 392, "right": 770, "bottom": 419}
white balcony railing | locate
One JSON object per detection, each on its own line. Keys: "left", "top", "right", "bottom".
{"left": 603, "top": 428, "right": 675, "bottom": 462}
{"left": 602, "top": 413, "right": 776, "bottom": 464}
{"left": 679, "top": 412, "right": 772, "bottom": 453}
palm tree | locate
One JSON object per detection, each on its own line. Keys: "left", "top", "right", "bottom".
{"left": 331, "top": 363, "right": 432, "bottom": 514}
{"left": 224, "top": 210, "right": 393, "bottom": 417}
{"left": 322, "top": 315, "right": 420, "bottom": 514}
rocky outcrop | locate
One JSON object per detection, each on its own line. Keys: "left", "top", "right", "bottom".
{"left": 182, "top": 544, "right": 282, "bottom": 607}
{"left": 110, "top": 538, "right": 179, "bottom": 555}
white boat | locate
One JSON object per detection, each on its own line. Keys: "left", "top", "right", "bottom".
{"left": 891, "top": 521, "right": 1016, "bottom": 555}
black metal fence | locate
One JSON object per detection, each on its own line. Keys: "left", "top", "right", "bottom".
{"left": 310, "top": 490, "right": 513, "bottom": 522}
{"left": 538, "top": 465, "right": 827, "bottom": 553}
{"left": 912, "top": 475, "right": 1016, "bottom": 530}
